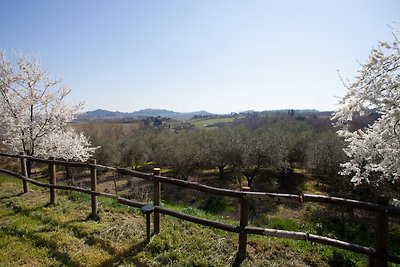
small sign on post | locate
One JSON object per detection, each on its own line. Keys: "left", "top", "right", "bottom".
{"left": 141, "top": 204, "right": 155, "bottom": 243}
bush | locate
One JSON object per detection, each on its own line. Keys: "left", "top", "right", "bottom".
{"left": 327, "top": 251, "right": 355, "bottom": 267}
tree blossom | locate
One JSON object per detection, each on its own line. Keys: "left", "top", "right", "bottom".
{"left": 0, "top": 51, "right": 96, "bottom": 161}
{"left": 332, "top": 31, "right": 400, "bottom": 187}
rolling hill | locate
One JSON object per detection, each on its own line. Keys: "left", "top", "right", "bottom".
{"left": 75, "top": 109, "right": 213, "bottom": 121}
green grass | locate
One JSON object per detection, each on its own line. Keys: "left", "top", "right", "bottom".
{"left": 189, "top": 116, "right": 239, "bottom": 128}
{"left": 163, "top": 202, "right": 238, "bottom": 226}
{"left": 1, "top": 175, "right": 398, "bottom": 266}
{"left": 253, "top": 215, "right": 302, "bottom": 232}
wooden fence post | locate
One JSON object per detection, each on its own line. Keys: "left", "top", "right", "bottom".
{"left": 238, "top": 186, "right": 250, "bottom": 261}
{"left": 90, "top": 159, "right": 98, "bottom": 218}
{"left": 153, "top": 168, "right": 161, "bottom": 234}
{"left": 19, "top": 152, "right": 29, "bottom": 193}
{"left": 49, "top": 157, "right": 56, "bottom": 205}
{"left": 369, "top": 196, "right": 389, "bottom": 267}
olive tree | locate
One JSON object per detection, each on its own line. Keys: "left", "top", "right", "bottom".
{"left": 229, "top": 126, "right": 288, "bottom": 188}
{"left": 307, "top": 130, "right": 346, "bottom": 176}
{"left": 120, "top": 135, "right": 149, "bottom": 170}
{"left": 203, "top": 128, "right": 238, "bottom": 178}
{"left": 234, "top": 127, "right": 265, "bottom": 187}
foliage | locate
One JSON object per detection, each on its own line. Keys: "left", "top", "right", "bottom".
{"left": 92, "top": 138, "right": 119, "bottom": 166}
{"left": 119, "top": 134, "right": 149, "bottom": 169}
{"left": 333, "top": 31, "right": 400, "bottom": 188}
{"left": 75, "top": 116, "right": 347, "bottom": 190}
{"left": 306, "top": 130, "right": 346, "bottom": 176}
{"left": 0, "top": 51, "right": 95, "bottom": 161}
{"left": 234, "top": 126, "right": 270, "bottom": 187}
{"left": 202, "top": 128, "right": 236, "bottom": 177}
{"left": 237, "top": 120, "right": 313, "bottom": 188}
{"left": 165, "top": 131, "right": 203, "bottom": 179}
{"left": 327, "top": 251, "right": 356, "bottom": 267}
{"left": 146, "top": 130, "right": 203, "bottom": 179}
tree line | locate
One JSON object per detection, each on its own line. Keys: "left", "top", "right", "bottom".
{"left": 80, "top": 117, "right": 346, "bottom": 190}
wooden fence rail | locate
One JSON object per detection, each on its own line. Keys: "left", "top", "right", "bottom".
{"left": 0, "top": 152, "right": 400, "bottom": 265}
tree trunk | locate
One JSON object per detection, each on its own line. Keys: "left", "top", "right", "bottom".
{"left": 65, "top": 166, "right": 73, "bottom": 183}
{"left": 247, "top": 176, "right": 254, "bottom": 188}
{"left": 26, "top": 159, "right": 32, "bottom": 178}
{"left": 217, "top": 165, "right": 225, "bottom": 178}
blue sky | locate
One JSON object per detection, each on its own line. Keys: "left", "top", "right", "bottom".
{"left": 1, "top": 1, "right": 399, "bottom": 114}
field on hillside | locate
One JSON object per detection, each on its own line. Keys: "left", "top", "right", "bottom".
{"left": 189, "top": 116, "right": 242, "bottom": 129}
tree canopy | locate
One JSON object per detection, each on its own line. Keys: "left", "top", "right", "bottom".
{"left": 333, "top": 30, "right": 400, "bottom": 188}
{"left": 0, "top": 51, "right": 96, "bottom": 161}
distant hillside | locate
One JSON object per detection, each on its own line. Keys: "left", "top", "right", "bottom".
{"left": 75, "top": 108, "right": 332, "bottom": 122}
{"left": 76, "top": 109, "right": 213, "bottom": 121}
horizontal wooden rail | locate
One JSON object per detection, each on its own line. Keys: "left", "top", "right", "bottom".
{"left": 117, "top": 197, "right": 145, "bottom": 209}
{"left": 26, "top": 156, "right": 90, "bottom": 168}
{"left": 247, "top": 191, "right": 303, "bottom": 204}
{"left": 302, "top": 194, "right": 400, "bottom": 216}
{"left": 156, "top": 206, "right": 242, "bottom": 233}
{"left": 156, "top": 206, "right": 400, "bottom": 264}
{"left": 2, "top": 150, "right": 400, "bottom": 215}
{"left": 118, "top": 168, "right": 245, "bottom": 198}
{"left": 0, "top": 152, "right": 20, "bottom": 158}
{"left": 0, "top": 168, "right": 145, "bottom": 208}
{"left": 0, "top": 152, "right": 116, "bottom": 171}
{"left": 94, "top": 164, "right": 117, "bottom": 171}
{"left": 116, "top": 168, "right": 152, "bottom": 180}
{"left": 118, "top": 168, "right": 400, "bottom": 216}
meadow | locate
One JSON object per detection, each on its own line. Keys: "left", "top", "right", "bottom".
{"left": 2, "top": 162, "right": 400, "bottom": 267}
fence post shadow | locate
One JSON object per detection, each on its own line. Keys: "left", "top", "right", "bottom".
{"left": 96, "top": 240, "right": 148, "bottom": 267}
{"left": 232, "top": 252, "right": 247, "bottom": 267}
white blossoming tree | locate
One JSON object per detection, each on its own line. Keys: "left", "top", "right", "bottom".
{"left": 0, "top": 51, "right": 96, "bottom": 171}
{"left": 332, "top": 31, "right": 400, "bottom": 188}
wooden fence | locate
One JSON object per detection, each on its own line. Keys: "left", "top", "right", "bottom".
{"left": 1, "top": 152, "right": 400, "bottom": 266}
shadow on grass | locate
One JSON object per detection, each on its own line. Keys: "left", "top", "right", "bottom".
{"left": 96, "top": 240, "right": 149, "bottom": 267}
{"left": 5, "top": 201, "right": 48, "bottom": 218}
{"left": 2, "top": 200, "right": 151, "bottom": 266}
{"left": 2, "top": 194, "right": 152, "bottom": 260}
{"left": 0, "top": 192, "right": 26, "bottom": 200}
{"left": 1, "top": 226, "right": 75, "bottom": 266}
{"left": 231, "top": 255, "right": 245, "bottom": 267}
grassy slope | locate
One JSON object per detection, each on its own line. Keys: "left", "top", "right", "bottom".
{"left": 0, "top": 175, "right": 379, "bottom": 267}
{"left": 189, "top": 117, "right": 239, "bottom": 129}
